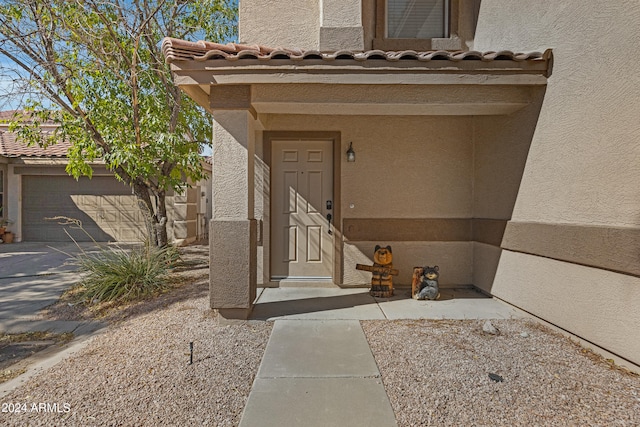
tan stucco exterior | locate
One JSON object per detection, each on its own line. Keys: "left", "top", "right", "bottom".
{"left": 169, "top": 0, "right": 638, "bottom": 369}
{"left": 472, "top": 0, "right": 640, "bottom": 366}
{"left": 239, "top": 0, "right": 320, "bottom": 50}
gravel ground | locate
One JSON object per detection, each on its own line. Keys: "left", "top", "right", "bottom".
{"left": 362, "top": 319, "right": 640, "bottom": 427}
{"left": 0, "top": 245, "right": 272, "bottom": 427}
{"left": 2, "top": 243, "right": 639, "bottom": 426}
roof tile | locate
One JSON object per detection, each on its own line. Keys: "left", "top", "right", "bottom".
{"left": 0, "top": 129, "right": 70, "bottom": 158}
{"left": 162, "top": 37, "right": 549, "bottom": 65}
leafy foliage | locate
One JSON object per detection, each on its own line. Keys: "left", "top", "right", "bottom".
{"left": 0, "top": 0, "right": 237, "bottom": 246}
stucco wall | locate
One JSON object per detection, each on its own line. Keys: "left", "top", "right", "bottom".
{"left": 262, "top": 114, "right": 474, "bottom": 286}
{"left": 239, "top": 0, "right": 320, "bottom": 49}
{"left": 239, "top": 0, "right": 364, "bottom": 51}
{"left": 471, "top": 89, "right": 544, "bottom": 292}
{"left": 265, "top": 114, "right": 473, "bottom": 220}
{"left": 474, "top": 1, "right": 640, "bottom": 366}
{"left": 494, "top": 251, "right": 640, "bottom": 366}
{"left": 472, "top": 90, "right": 543, "bottom": 220}
{"left": 475, "top": 1, "right": 640, "bottom": 228}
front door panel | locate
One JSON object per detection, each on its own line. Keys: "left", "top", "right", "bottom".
{"left": 271, "top": 140, "right": 333, "bottom": 280}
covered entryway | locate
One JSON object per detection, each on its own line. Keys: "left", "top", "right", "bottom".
{"left": 22, "top": 175, "right": 145, "bottom": 242}
{"left": 270, "top": 139, "right": 334, "bottom": 281}
{"left": 162, "top": 38, "right": 552, "bottom": 320}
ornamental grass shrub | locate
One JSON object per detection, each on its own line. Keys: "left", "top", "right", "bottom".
{"left": 47, "top": 216, "right": 180, "bottom": 303}
{"left": 76, "top": 244, "right": 179, "bottom": 303}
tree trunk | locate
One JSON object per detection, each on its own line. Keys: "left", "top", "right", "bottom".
{"left": 132, "top": 180, "right": 169, "bottom": 247}
{"left": 155, "top": 191, "right": 169, "bottom": 247}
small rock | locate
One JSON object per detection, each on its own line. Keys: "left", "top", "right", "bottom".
{"left": 520, "top": 332, "right": 530, "bottom": 338}
{"left": 489, "top": 373, "right": 504, "bottom": 382}
{"left": 483, "top": 320, "right": 499, "bottom": 335}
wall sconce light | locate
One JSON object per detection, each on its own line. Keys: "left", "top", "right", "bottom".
{"left": 346, "top": 142, "right": 356, "bottom": 162}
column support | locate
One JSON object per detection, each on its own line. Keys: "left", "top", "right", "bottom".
{"left": 209, "top": 111, "right": 257, "bottom": 320}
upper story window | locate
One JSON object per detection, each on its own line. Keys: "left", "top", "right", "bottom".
{"left": 386, "top": 0, "right": 449, "bottom": 39}
{"left": 370, "top": 0, "right": 471, "bottom": 51}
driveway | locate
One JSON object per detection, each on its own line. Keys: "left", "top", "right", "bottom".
{"left": 0, "top": 242, "right": 94, "bottom": 333}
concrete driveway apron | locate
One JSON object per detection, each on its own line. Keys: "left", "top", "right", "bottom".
{"left": 0, "top": 242, "right": 89, "bottom": 333}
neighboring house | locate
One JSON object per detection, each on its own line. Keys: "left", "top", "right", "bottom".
{"left": 0, "top": 110, "right": 211, "bottom": 244}
{"left": 162, "top": 1, "right": 640, "bottom": 368}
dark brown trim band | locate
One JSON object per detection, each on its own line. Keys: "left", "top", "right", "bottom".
{"left": 343, "top": 218, "right": 471, "bottom": 242}
{"left": 502, "top": 222, "right": 640, "bottom": 277}
{"left": 343, "top": 218, "right": 508, "bottom": 245}
{"left": 473, "top": 219, "right": 508, "bottom": 247}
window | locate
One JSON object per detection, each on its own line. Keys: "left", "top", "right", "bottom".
{"left": 371, "top": 0, "right": 468, "bottom": 51}
{"left": 386, "top": 0, "right": 449, "bottom": 39}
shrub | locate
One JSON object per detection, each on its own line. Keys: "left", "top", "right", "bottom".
{"left": 76, "top": 244, "right": 179, "bottom": 303}
{"left": 45, "top": 216, "right": 180, "bottom": 303}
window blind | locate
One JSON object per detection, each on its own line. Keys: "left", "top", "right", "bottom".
{"left": 387, "top": 0, "right": 448, "bottom": 39}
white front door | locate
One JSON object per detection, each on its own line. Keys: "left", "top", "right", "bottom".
{"left": 271, "top": 139, "right": 334, "bottom": 280}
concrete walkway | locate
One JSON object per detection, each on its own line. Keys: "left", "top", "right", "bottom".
{"left": 240, "top": 287, "right": 522, "bottom": 426}
{"left": 240, "top": 320, "right": 398, "bottom": 427}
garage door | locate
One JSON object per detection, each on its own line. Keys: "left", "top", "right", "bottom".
{"left": 22, "top": 176, "right": 146, "bottom": 242}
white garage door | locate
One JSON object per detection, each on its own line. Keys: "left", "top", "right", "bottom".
{"left": 22, "top": 175, "right": 146, "bottom": 242}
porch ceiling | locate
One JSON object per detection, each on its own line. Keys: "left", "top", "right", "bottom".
{"left": 163, "top": 38, "right": 552, "bottom": 117}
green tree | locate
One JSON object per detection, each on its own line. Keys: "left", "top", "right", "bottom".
{"left": 0, "top": 0, "right": 236, "bottom": 246}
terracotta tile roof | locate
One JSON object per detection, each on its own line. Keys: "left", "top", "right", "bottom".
{"left": 0, "top": 128, "right": 70, "bottom": 158}
{"left": 162, "top": 37, "right": 550, "bottom": 65}
{"left": 0, "top": 110, "right": 21, "bottom": 121}
{"left": 0, "top": 110, "right": 71, "bottom": 158}
{"left": 0, "top": 109, "right": 57, "bottom": 125}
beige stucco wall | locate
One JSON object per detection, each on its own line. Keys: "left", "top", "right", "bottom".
{"left": 239, "top": 0, "right": 320, "bottom": 50}
{"left": 265, "top": 114, "right": 473, "bottom": 219}
{"left": 239, "top": 0, "right": 364, "bottom": 51}
{"left": 261, "top": 114, "right": 474, "bottom": 286}
{"left": 471, "top": 90, "right": 544, "bottom": 292}
{"left": 475, "top": 1, "right": 640, "bottom": 228}
{"left": 472, "top": 242, "right": 501, "bottom": 294}
{"left": 210, "top": 111, "right": 259, "bottom": 315}
{"left": 472, "top": 90, "right": 543, "bottom": 220}
{"left": 494, "top": 251, "right": 640, "bottom": 366}
{"left": 474, "top": 1, "right": 640, "bottom": 365}
{"left": 212, "top": 111, "right": 255, "bottom": 220}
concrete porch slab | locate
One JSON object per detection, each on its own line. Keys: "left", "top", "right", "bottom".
{"left": 251, "top": 288, "right": 386, "bottom": 320}
{"left": 251, "top": 287, "right": 522, "bottom": 321}
{"left": 375, "top": 287, "right": 522, "bottom": 320}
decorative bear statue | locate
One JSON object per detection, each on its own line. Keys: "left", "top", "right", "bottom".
{"left": 416, "top": 265, "right": 440, "bottom": 300}
{"left": 355, "top": 245, "right": 399, "bottom": 298}
{"left": 370, "top": 245, "right": 394, "bottom": 298}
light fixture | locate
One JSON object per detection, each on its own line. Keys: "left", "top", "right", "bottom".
{"left": 346, "top": 142, "right": 355, "bottom": 162}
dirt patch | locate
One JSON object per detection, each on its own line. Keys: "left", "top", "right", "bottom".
{"left": 0, "top": 332, "right": 74, "bottom": 383}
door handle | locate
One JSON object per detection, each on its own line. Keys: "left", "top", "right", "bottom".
{"left": 326, "top": 213, "right": 332, "bottom": 235}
